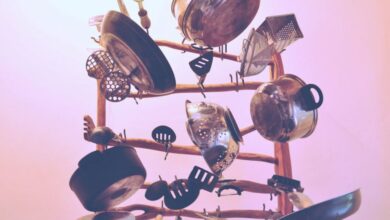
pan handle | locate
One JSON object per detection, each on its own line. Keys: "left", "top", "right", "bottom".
{"left": 299, "top": 84, "right": 324, "bottom": 111}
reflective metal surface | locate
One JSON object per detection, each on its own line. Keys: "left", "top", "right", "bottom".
{"left": 185, "top": 101, "right": 240, "bottom": 175}
{"left": 256, "top": 14, "right": 303, "bottom": 53}
{"left": 281, "top": 189, "right": 361, "bottom": 220}
{"left": 100, "top": 11, "right": 176, "bottom": 95}
{"left": 288, "top": 192, "right": 314, "bottom": 210}
{"left": 239, "top": 28, "right": 274, "bottom": 77}
{"left": 250, "top": 74, "right": 322, "bottom": 142}
{"left": 172, "top": 0, "right": 260, "bottom": 47}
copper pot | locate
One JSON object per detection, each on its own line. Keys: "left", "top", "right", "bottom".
{"left": 171, "top": 0, "right": 260, "bottom": 47}
{"left": 250, "top": 74, "right": 323, "bottom": 142}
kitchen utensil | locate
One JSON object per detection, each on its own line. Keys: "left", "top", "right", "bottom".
{"left": 164, "top": 179, "right": 200, "bottom": 210}
{"left": 267, "top": 175, "right": 304, "bottom": 193}
{"left": 280, "top": 189, "right": 361, "bottom": 220}
{"left": 87, "top": 126, "right": 122, "bottom": 145}
{"left": 239, "top": 28, "right": 273, "bottom": 77}
{"left": 171, "top": 0, "right": 260, "bottom": 47}
{"left": 100, "top": 11, "right": 176, "bottom": 95}
{"left": 288, "top": 192, "right": 314, "bottom": 210}
{"left": 100, "top": 71, "right": 131, "bottom": 102}
{"left": 185, "top": 101, "right": 240, "bottom": 175}
{"left": 239, "top": 14, "right": 303, "bottom": 78}
{"left": 151, "top": 125, "right": 176, "bottom": 160}
{"left": 250, "top": 74, "right": 323, "bottom": 142}
{"left": 145, "top": 178, "right": 169, "bottom": 201}
{"left": 216, "top": 185, "right": 242, "bottom": 197}
{"left": 69, "top": 146, "right": 146, "bottom": 211}
{"left": 188, "top": 166, "right": 219, "bottom": 192}
{"left": 86, "top": 50, "right": 115, "bottom": 79}
{"left": 189, "top": 51, "right": 214, "bottom": 77}
{"left": 257, "top": 14, "right": 303, "bottom": 54}
{"left": 78, "top": 211, "right": 135, "bottom": 220}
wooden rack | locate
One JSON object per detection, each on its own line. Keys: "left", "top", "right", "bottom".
{"left": 86, "top": 37, "right": 293, "bottom": 218}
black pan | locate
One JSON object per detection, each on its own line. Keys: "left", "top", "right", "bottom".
{"left": 70, "top": 146, "right": 147, "bottom": 211}
{"left": 281, "top": 189, "right": 361, "bottom": 220}
{"left": 101, "top": 11, "right": 176, "bottom": 95}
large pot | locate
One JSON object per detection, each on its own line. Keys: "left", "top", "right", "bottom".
{"left": 100, "top": 11, "right": 176, "bottom": 95}
{"left": 69, "top": 146, "right": 146, "bottom": 211}
{"left": 185, "top": 101, "right": 242, "bottom": 175}
{"left": 250, "top": 74, "right": 323, "bottom": 142}
{"left": 171, "top": 0, "right": 260, "bottom": 47}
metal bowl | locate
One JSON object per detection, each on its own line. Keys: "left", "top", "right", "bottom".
{"left": 185, "top": 101, "right": 242, "bottom": 175}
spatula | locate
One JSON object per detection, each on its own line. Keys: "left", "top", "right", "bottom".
{"left": 188, "top": 166, "right": 219, "bottom": 192}
{"left": 164, "top": 179, "right": 200, "bottom": 210}
{"left": 189, "top": 51, "right": 214, "bottom": 77}
{"left": 151, "top": 125, "right": 176, "bottom": 160}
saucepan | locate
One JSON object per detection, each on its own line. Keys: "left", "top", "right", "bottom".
{"left": 69, "top": 146, "right": 146, "bottom": 211}
{"left": 100, "top": 11, "right": 176, "bottom": 95}
{"left": 171, "top": 0, "right": 260, "bottom": 47}
{"left": 250, "top": 74, "right": 323, "bottom": 142}
{"left": 185, "top": 101, "right": 242, "bottom": 176}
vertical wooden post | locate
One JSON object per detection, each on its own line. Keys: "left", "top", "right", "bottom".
{"left": 271, "top": 53, "right": 293, "bottom": 215}
{"left": 96, "top": 79, "right": 106, "bottom": 152}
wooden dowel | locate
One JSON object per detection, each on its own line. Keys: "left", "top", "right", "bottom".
{"left": 96, "top": 79, "right": 106, "bottom": 152}
{"left": 141, "top": 180, "right": 276, "bottom": 195}
{"left": 117, "top": 0, "right": 130, "bottom": 16}
{"left": 129, "top": 82, "right": 262, "bottom": 98}
{"left": 106, "top": 138, "right": 277, "bottom": 164}
{"left": 271, "top": 52, "right": 293, "bottom": 215}
{"left": 240, "top": 125, "right": 256, "bottom": 136}
{"left": 113, "top": 204, "right": 279, "bottom": 220}
{"left": 155, "top": 40, "right": 240, "bottom": 62}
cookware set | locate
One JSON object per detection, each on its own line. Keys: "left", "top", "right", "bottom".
{"left": 69, "top": 1, "right": 361, "bottom": 219}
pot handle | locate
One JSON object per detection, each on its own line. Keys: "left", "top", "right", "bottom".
{"left": 299, "top": 84, "right": 324, "bottom": 111}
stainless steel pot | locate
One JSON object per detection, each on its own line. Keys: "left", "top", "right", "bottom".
{"left": 250, "top": 74, "right": 323, "bottom": 142}
{"left": 171, "top": 0, "right": 260, "bottom": 47}
{"left": 185, "top": 101, "right": 242, "bottom": 175}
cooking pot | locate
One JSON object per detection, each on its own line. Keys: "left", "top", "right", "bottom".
{"left": 171, "top": 0, "right": 260, "bottom": 47}
{"left": 185, "top": 101, "right": 242, "bottom": 175}
{"left": 100, "top": 11, "right": 176, "bottom": 95}
{"left": 69, "top": 146, "right": 146, "bottom": 211}
{"left": 250, "top": 74, "right": 323, "bottom": 142}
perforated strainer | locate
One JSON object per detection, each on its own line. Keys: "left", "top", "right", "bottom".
{"left": 86, "top": 50, "right": 115, "bottom": 79}
{"left": 100, "top": 71, "right": 131, "bottom": 102}
{"left": 185, "top": 101, "right": 240, "bottom": 175}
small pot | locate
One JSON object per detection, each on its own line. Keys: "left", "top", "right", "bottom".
{"left": 185, "top": 101, "right": 242, "bottom": 175}
{"left": 100, "top": 11, "right": 176, "bottom": 95}
{"left": 69, "top": 146, "right": 146, "bottom": 211}
{"left": 250, "top": 74, "right": 323, "bottom": 142}
{"left": 171, "top": 0, "right": 260, "bottom": 47}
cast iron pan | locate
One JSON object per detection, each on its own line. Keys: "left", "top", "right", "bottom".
{"left": 280, "top": 189, "right": 361, "bottom": 220}
{"left": 101, "top": 11, "right": 176, "bottom": 95}
{"left": 70, "top": 146, "right": 147, "bottom": 211}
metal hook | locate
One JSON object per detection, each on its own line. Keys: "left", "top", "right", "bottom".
{"left": 133, "top": 97, "right": 139, "bottom": 105}
{"left": 229, "top": 74, "right": 233, "bottom": 83}
{"left": 198, "top": 81, "right": 206, "bottom": 98}
{"left": 164, "top": 143, "right": 171, "bottom": 160}
{"left": 91, "top": 36, "right": 100, "bottom": 44}
{"left": 235, "top": 71, "right": 240, "bottom": 92}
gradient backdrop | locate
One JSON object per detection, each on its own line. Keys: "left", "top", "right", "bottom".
{"left": 0, "top": 0, "right": 389, "bottom": 219}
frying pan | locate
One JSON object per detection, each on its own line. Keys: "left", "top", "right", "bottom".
{"left": 100, "top": 11, "right": 176, "bottom": 95}
{"left": 280, "top": 189, "right": 361, "bottom": 220}
{"left": 69, "top": 146, "right": 146, "bottom": 211}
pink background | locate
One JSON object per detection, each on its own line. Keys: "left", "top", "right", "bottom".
{"left": 0, "top": 0, "right": 389, "bottom": 219}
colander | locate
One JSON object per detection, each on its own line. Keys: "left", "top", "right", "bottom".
{"left": 185, "top": 101, "right": 242, "bottom": 175}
